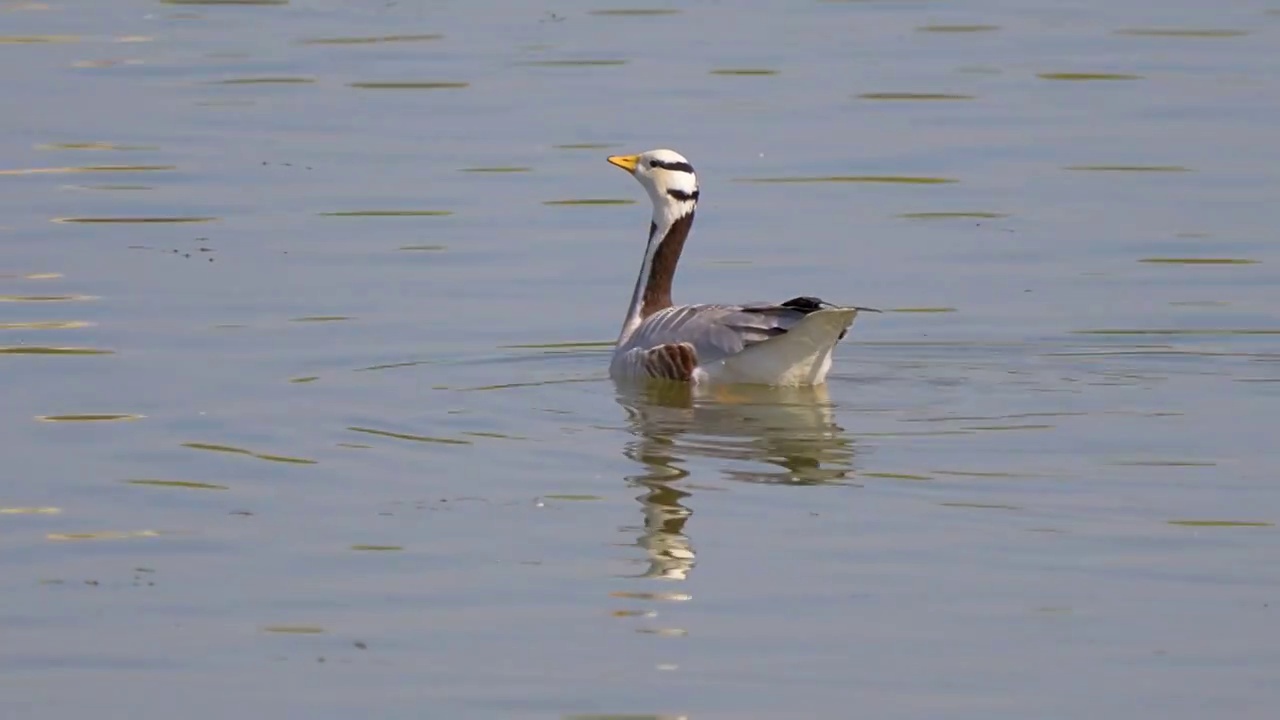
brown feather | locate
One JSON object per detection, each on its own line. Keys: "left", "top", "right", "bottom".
{"left": 640, "top": 212, "right": 695, "bottom": 318}
{"left": 642, "top": 342, "right": 698, "bottom": 381}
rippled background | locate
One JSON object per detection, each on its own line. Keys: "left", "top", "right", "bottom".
{"left": 3, "top": 1, "right": 1279, "bottom": 718}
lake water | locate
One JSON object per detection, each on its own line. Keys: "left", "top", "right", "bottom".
{"left": 3, "top": 1, "right": 1279, "bottom": 718}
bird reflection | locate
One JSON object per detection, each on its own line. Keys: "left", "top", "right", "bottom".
{"left": 616, "top": 382, "right": 858, "bottom": 581}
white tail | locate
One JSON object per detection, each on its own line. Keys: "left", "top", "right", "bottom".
{"left": 710, "top": 307, "right": 859, "bottom": 386}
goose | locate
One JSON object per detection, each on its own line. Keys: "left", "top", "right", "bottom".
{"left": 605, "top": 149, "right": 872, "bottom": 386}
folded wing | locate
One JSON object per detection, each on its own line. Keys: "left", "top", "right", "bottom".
{"left": 626, "top": 296, "right": 848, "bottom": 366}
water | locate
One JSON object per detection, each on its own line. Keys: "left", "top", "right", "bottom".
{"left": 3, "top": 1, "right": 1279, "bottom": 717}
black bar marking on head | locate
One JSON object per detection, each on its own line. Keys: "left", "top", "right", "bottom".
{"left": 649, "top": 159, "right": 695, "bottom": 174}
{"left": 667, "top": 188, "right": 699, "bottom": 202}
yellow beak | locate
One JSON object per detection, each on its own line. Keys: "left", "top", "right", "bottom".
{"left": 607, "top": 154, "right": 640, "bottom": 172}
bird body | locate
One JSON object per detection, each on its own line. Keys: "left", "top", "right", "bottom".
{"left": 605, "top": 149, "right": 870, "bottom": 386}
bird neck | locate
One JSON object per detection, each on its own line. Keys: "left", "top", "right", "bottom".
{"left": 619, "top": 202, "right": 696, "bottom": 343}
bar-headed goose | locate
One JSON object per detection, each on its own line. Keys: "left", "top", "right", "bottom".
{"left": 605, "top": 149, "right": 873, "bottom": 386}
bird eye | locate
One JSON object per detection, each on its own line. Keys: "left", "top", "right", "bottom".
{"left": 648, "top": 160, "right": 660, "bottom": 168}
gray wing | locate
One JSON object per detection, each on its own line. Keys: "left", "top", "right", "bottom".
{"left": 627, "top": 296, "right": 845, "bottom": 365}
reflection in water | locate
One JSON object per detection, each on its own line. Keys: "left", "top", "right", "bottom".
{"left": 615, "top": 383, "right": 857, "bottom": 581}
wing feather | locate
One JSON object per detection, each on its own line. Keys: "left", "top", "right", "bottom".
{"left": 621, "top": 297, "right": 849, "bottom": 368}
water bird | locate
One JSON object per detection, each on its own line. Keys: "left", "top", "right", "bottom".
{"left": 605, "top": 149, "right": 873, "bottom": 386}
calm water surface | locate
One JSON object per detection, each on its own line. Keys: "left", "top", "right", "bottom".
{"left": 3, "top": 1, "right": 1279, "bottom": 718}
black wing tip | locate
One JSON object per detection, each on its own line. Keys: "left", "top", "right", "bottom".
{"left": 780, "top": 297, "right": 882, "bottom": 314}
{"left": 779, "top": 296, "right": 831, "bottom": 311}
